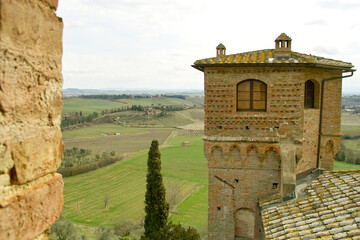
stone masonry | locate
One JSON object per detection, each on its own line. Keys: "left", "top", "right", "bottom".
{"left": 0, "top": 0, "right": 64, "bottom": 239}
{"left": 193, "top": 33, "right": 354, "bottom": 239}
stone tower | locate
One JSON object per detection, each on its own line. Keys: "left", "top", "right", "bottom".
{"left": 192, "top": 33, "right": 355, "bottom": 240}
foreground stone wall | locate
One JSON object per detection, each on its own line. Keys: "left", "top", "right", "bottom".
{"left": 0, "top": 0, "right": 64, "bottom": 239}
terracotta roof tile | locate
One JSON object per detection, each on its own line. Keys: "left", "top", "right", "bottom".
{"left": 261, "top": 170, "right": 360, "bottom": 239}
{"left": 193, "top": 49, "right": 354, "bottom": 69}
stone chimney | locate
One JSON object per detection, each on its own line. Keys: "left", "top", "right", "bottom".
{"left": 216, "top": 43, "right": 226, "bottom": 57}
{"left": 274, "top": 33, "right": 292, "bottom": 58}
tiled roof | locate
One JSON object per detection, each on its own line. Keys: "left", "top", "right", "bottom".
{"left": 261, "top": 170, "right": 360, "bottom": 240}
{"left": 193, "top": 49, "right": 353, "bottom": 69}
{"left": 216, "top": 43, "right": 226, "bottom": 49}
{"left": 276, "top": 33, "right": 292, "bottom": 41}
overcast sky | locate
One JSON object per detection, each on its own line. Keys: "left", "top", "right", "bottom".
{"left": 57, "top": 0, "right": 360, "bottom": 93}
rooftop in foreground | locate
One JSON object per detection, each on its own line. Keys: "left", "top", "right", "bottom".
{"left": 261, "top": 170, "right": 360, "bottom": 239}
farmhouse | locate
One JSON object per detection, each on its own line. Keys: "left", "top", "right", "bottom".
{"left": 193, "top": 33, "right": 358, "bottom": 239}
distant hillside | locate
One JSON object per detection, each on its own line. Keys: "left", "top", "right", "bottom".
{"left": 62, "top": 97, "right": 199, "bottom": 114}
{"left": 63, "top": 88, "right": 204, "bottom": 97}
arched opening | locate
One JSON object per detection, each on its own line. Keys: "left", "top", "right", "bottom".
{"left": 211, "top": 146, "right": 223, "bottom": 161}
{"left": 235, "top": 208, "right": 255, "bottom": 239}
{"left": 263, "top": 147, "right": 281, "bottom": 169}
{"left": 304, "top": 79, "right": 320, "bottom": 108}
{"left": 244, "top": 146, "right": 260, "bottom": 167}
{"left": 237, "top": 80, "right": 267, "bottom": 112}
{"left": 229, "top": 146, "right": 241, "bottom": 160}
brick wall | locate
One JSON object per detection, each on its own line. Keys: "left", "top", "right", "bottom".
{"left": 204, "top": 66, "right": 343, "bottom": 239}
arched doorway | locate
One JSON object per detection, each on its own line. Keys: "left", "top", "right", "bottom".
{"left": 235, "top": 208, "right": 255, "bottom": 239}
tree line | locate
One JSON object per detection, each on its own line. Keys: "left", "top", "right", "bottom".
{"left": 61, "top": 104, "right": 188, "bottom": 130}
{"left": 58, "top": 147, "right": 122, "bottom": 177}
{"left": 336, "top": 141, "right": 360, "bottom": 165}
{"left": 78, "top": 94, "right": 187, "bottom": 100}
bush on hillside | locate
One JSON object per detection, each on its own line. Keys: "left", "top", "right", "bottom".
{"left": 50, "top": 218, "right": 76, "bottom": 240}
{"left": 58, "top": 156, "right": 122, "bottom": 177}
{"left": 94, "top": 225, "right": 114, "bottom": 240}
{"left": 142, "top": 222, "right": 200, "bottom": 240}
{"left": 113, "top": 220, "right": 135, "bottom": 238}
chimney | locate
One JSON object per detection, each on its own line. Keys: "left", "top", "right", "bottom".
{"left": 274, "top": 33, "right": 292, "bottom": 59}
{"left": 216, "top": 43, "right": 226, "bottom": 57}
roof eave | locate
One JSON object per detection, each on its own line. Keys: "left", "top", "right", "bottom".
{"left": 192, "top": 63, "right": 355, "bottom": 72}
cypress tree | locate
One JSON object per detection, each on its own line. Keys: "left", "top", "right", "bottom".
{"left": 143, "top": 140, "right": 169, "bottom": 238}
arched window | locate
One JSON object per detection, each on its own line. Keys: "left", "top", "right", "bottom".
{"left": 305, "top": 80, "right": 315, "bottom": 108}
{"left": 237, "top": 80, "right": 267, "bottom": 111}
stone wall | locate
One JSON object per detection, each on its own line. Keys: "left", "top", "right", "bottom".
{"left": 0, "top": 0, "right": 64, "bottom": 239}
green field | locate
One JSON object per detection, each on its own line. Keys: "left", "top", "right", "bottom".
{"left": 341, "top": 125, "right": 360, "bottom": 137}
{"left": 62, "top": 135, "right": 208, "bottom": 235}
{"left": 63, "top": 124, "right": 173, "bottom": 154}
{"left": 334, "top": 160, "right": 360, "bottom": 170}
{"left": 58, "top": 98, "right": 360, "bottom": 239}
{"left": 62, "top": 97, "right": 196, "bottom": 114}
{"left": 108, "top": 111, "right": 192, "bottom": 128}
{"left": 62, "top": 124, "right": 148, "bottom": 138}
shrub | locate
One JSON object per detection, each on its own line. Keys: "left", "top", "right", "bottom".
{"left": 50, "top": 219, "right": 76, "bottom": 240}
{"left": 95, "top": 225, "right": 114, "bottom": 240}
{"left": 113, "top": 220, "right": 135, "bottom": 238}
{"left": 143, "top": 222, "right": 200, "bottom": 240}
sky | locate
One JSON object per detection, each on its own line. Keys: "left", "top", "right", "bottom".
{"left": 57, "top": 0, "right": 360, "bottom": 93}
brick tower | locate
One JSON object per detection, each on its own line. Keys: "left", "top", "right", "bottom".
{"left": 192, "top": 33, "right": 355, "bottom": 240}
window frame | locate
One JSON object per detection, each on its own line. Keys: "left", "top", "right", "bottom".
{"left": 304, "top": 80, "right": 315, "bottom": 108}
{"left": 236, "top": 79, "right": 267, "bottom": 112}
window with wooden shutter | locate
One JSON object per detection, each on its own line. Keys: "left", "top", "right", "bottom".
{"left": 237, "top": 80, "right": 267, "bottom": 111}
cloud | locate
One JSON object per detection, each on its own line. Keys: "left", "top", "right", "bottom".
{"left": 313, "top": 46, "right": 339, "bottom": 55}
{"left": 317, "top": 0, "right": 360, "bottom": 10}
{"left": 81, "top": 0, "right": 147, "bottom": 9}
{"left": 304, "top": 20, "right": 328, "bottom": 26}
{"left": 58, "top": 0, "right": 360, "bottom": 90}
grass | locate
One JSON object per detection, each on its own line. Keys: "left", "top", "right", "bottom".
{"left": 62, "top": 97, "right": 195, "bottom": 114}
{"left": 175, "top": 109, "right": 204, "bottom": 123}
{"left": 334, "top": 160, "right": 360, "bottom": 170}
{"left": 62, "top": 135, "right": 208, "bottom": 231}
{"left": 341, "top": 125, "right": 360, "bottom": 137}
{"left": 62, "top": 124, "right": 149, "bottom": 138}
{"left": 63, "top": 98, "right": 126, "bottom": 114}
{"left": 169, "top": 185, "right": 208, "bottom": 229}
{"left": 109, "top": 111, "right": 192, "bottom": 128}
{"left": 342, "top": 139, "right": 360, "bottom": 153}
{"left": 62, "top": 124, "right": 173, "bottom": 154}
{"left": 185, "top": 96, "right": 204, "bottom": 106}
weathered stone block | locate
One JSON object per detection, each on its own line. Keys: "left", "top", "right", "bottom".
{"left": 10, "top": 128, "right": 63, "bottom": 184}
{"left": 0, "top": 174, "right": 63, "bottom": 240}
{"left": 0, "top": 174, "right": 10, "bottom": 186}
{"left": 0, "top": 144, "right": 14, "bottom": 174}
{"left": 44, "top": 0, "right": 59, "bottom": 10}
{"left": 0, "top": 0, "right": 63, "bottom": 56}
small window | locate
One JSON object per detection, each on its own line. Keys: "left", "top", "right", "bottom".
{"left": 305, "top": 80, "right": 315, "bottom": 108}
{"left": 237, "top": 80, "right": 267, "bottom": 111}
